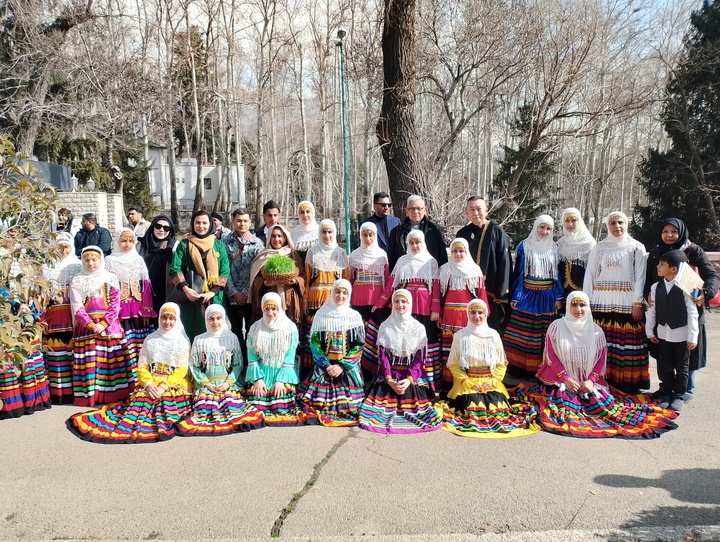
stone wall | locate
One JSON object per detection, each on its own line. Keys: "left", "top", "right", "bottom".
{"left": 56, "top": 191, "right": 125, "bottom": 233}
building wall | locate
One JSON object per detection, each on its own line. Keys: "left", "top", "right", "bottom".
{"left": 56, "top": 191, "right": 125, "bottom": 234}
{"left": 148, "top": 148, "right": 245, "bottom": 210}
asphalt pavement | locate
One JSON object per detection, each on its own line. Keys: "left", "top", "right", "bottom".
{"left": 2, "top": 311, "right": 719, "bottom": 541}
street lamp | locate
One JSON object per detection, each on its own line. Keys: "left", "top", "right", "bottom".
{"left": 335, "top": 28, "right": 351, "bottom": 255}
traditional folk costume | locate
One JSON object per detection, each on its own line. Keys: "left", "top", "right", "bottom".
{"left": 299, "top": 279, "right": 365, "bottom": 426}
{"left": 169, "top": 211, "right": 230, "bottom": 342}
{"left": 245, "top": 293, "right": 310, "bottom": 425}
{"left": 69, "top": 246, "right": 133, "bottom": 407}
{"left": 289, "top": 200, "right": 319, "bottom": 260}
{"left": 368, "top": 230, "right": 442, "bottom": 390}
{"left": 644, "top": 218, "right": 719, "bottom": 399}
{"left": 42, "top": 232, "right": 82, "bottom": 404}
{"left": 439, "top": 238, "right": 488, "bottom": 388}
{"left": 583, "top": 211, "right": 649, "bottom": 392}
{"left": 303, "top": 220, "right": 349, "bottom": 372}
{"left": 105, "top": 228, "right": 156, "bottom": 377}
{"left": 517, "top": 291, "right": 677, "bottom": 438}
{"left": 350, "top": 222, "right": 389, "bottom": 323}
{"left": 176, "top": 305, "right": 263, "bottom": 435}
{"left": 0, "top": 295, "right": 51, "bottom": 419}
{"left": 248, "top": 225, "right": 305, "bottom": 329}
{"left": 68, "top": 303, "right": 193, "bottom": 443}
{"left": 557, "top": 208, "right": 596, "bottom": 299}
{"left": 0, "top": 357, "right": 23, "bottom": 419}
{"left": 504, "top": 215, "right": 564, "bottom": 376}
{"left": 358, "top": 289, "right": 442, "bottom": 434}
{"left": 439, "top": 299, "right": 538, "bottom": 438}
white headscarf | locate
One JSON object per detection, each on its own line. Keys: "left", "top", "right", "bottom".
{"left": 310, "top": 279, "right": 364, "bottom": 342}
{"left": 376, "top": 289, "right": 427, "bottom": 360}
{"left": 191, "top": 304, "right": 240, "bottom": 371}
{"left": 603, "top": 211, "right": 631, "bottom": 244}
{"left": 350, "top": 222, "right": 388, "bottom": 286}
{"left": 451, "top": 299, "right": 503, "bottom": 373}
{"left": 391, "top": 230, "right": 439, "bottom": 294}
{"left": 73, "top": 246, "right": 120, "bottom": 299}
{"left": 290, "top": 200, "right": 319, "bottom": 252}
{"left": 139, "top": 302, "right": 191, "bottom": 370}
{"left": 439, "top": 238, "right": 484, "bottom": 296}
{"left": 307, "top": 219, "right": 347, "bottom": 274}
{"left": 105, "top": 228, "right": 151, "bottom": 285}
{"left": 557, "top": 208, "right": 596, "bottom": 267}
{"left": 592, "top": 211, "right": 645, "bottom": 278}
{"left": 522, "top": 214, "right": 558, "bottom": 279}
{"left": 247, "top": 292, "right": 299, "bottom": 368}
{"left": 45, "top": 232, "right": 81, "bottom": 288}
{"left": 547, "top": 291, "right": 606, "bottom": 383}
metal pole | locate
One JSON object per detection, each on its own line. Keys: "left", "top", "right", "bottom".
{"left": 337, "top": 34, "right": 351, "bottom": 255}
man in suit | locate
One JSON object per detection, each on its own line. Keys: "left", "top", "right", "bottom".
{"left": 360, "top": 191, "right": 401, "bottom": 252}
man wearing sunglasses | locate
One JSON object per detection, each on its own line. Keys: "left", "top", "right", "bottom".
{"left": 360, "top": 191, "right": 401, "bottom": 252}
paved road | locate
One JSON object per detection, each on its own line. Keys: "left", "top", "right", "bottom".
{"left": 2, "top": 311, "right": 719, "bottom": 541}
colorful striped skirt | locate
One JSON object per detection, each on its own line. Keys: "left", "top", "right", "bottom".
{"left": 440, "top": 327, "right": 462, "bottom": 390}
{"left": 245, "top": 384, "right": 315, "bottom": 426}
{"left": 72, "top": 333, "right": 134, "bottom": 407}
{"left": 438, "top": 391, "right": 538, "bottom": 438}
{"left": 299, "top": 367, "right": 365, "bottom": 427}
{"left": 415, "top": 314, "right": 441, "bottom": 392}
{"left": 20, "top": 347, "right": 51, "bottom": 414}
{"left": 503, "top": 308, "right": 558, "bottom": 376}
{"left": 44, "top": 332, "right": 75, "bottom": 404}
{"left": 0, "top": 363, "right": 23, "bottom": 419}
{"left": 358, "top": 379, "right": 442, "bottom": 434}
{"left": 593, "top": 310, "right": 649, "bottom": 392}
{"left": 120, "top": 317, "right": 154, "bottom": 382}
{"left": 175, "top": 389, "right": 264, "bottom": 436}
{"left": 67, "top": 388, "right": 192, "bottom": 443}
{"left": 514, "top": 382, "right": 677, "bottom": 439}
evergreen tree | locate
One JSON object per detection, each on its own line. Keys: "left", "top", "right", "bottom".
{"left": 492, "top": 103, "right": 558, "bottom": 247}
{"left": 634, "top": 0, "right": 720, "bottom": 250}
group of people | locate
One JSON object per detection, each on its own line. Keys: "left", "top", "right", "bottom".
{"left": 1, "top": 194, "right": 717, "bottom": 444}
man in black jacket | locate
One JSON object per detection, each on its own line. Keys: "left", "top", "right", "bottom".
{"left": 456, "top": 196, "right": 511, "bottom": 331}
{"left": 74, "top": 213, "right": 112, "bottom": 257}
{"left": 386, "top": 195, "right": 447, "bottom": 270}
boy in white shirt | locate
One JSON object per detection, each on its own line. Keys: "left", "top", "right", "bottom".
{"left": 646, "top": 249, "right": 698, "bottom": 412}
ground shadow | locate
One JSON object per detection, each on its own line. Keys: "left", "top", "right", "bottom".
{"left": 595, "top": 468, "right": 720, "bottom": 505}
{"left": 618, "top": 505, "right": 720, "bottom": 530}
{"left": 595, "top": 469, "right": 720, "bottom": 529}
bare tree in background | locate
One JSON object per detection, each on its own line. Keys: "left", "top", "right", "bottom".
{"left": 377, "top": 0, "right": 422, "bottom": 216}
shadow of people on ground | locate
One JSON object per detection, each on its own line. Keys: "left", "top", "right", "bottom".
{"left": 595, "top": 468, "right": 720, "bottom": 505}
{"left": 596, "top": 469, "right": 720, "bottom": 529}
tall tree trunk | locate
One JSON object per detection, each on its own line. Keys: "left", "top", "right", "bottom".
{"left": 377, "top": 0, "right": 421, "bottom": 217}
{"left": 168, "top": 125, "right": 180, "bottom": 227}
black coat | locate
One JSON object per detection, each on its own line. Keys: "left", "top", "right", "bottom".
{"left": 74, "top": 226, "right": 112, "bottom": 257}
{"left": 386, "top": 216, "right": 447, "bottom": 271}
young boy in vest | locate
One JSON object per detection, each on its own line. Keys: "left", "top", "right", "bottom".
{"left": 646, "top": 249, "right": 699, "bottom": 412}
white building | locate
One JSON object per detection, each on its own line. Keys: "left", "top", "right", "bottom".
{"left": 147, "top": 142, "right": 246, "bottom": 210}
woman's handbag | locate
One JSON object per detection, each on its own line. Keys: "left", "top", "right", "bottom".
{"left": 166, "top": 270, "right": 203, "bottom": 304}
{"left": 166, "top": 242, "right": 204, "bottom": 304}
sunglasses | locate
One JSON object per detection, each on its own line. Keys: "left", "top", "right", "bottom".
{"left": 378, "top": 203, "right": 392, "bottom": 208}
{"left": 154, "top": 224, "right": 171, "bottom": 232}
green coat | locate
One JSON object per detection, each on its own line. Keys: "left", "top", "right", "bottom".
{"left": 169, "top": 238, "right": 230, "bottom": 341}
